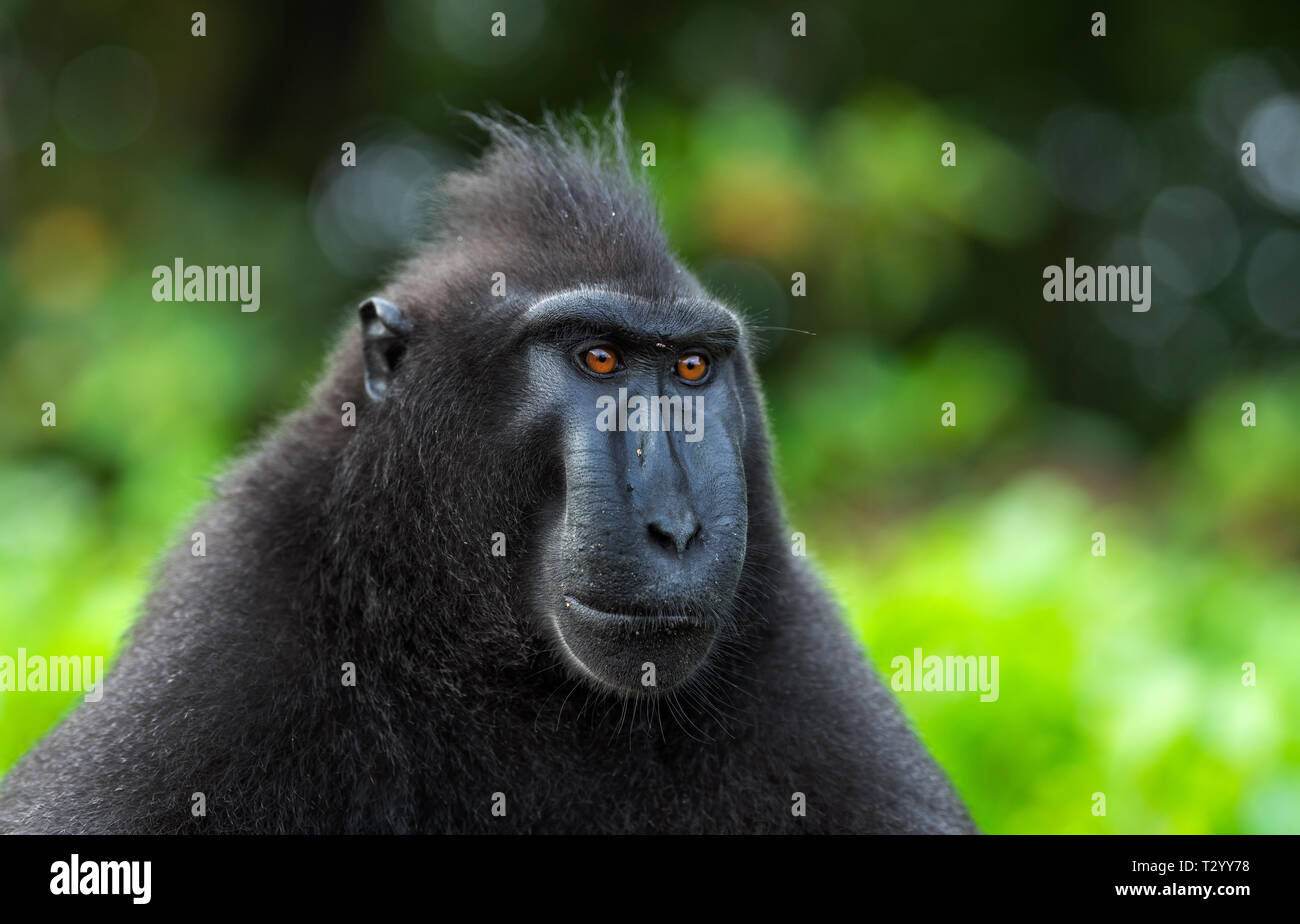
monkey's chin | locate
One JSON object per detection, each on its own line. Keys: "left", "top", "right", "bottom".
{"left": 552, "top": 596, "right": 718, "bottom": 695}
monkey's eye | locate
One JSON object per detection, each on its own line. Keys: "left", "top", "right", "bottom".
{"left": 583, "top": 345, "right": 620, "bottom": 375}
{"left": 675, "top": 352, "right": 709, "bottom": 383}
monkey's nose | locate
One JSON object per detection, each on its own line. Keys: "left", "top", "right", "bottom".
{"left": 646, "top": 509, "right": 702, "bottom": 555}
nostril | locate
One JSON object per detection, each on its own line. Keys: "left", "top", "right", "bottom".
{"left": 646, "top": 515, "right": 701, "bottom": 554}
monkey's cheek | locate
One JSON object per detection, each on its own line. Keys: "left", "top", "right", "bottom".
{"left": 551, "top": 598, "right": 718, "bottom": 694}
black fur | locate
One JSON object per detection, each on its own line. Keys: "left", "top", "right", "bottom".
{"left": 0, "top": 103, "right": 976, "bottom": 834}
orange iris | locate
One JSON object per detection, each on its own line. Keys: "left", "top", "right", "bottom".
{"left": 584, "top": 346, "right": 618, "bottom": 374}
{"left": 675, "top": 353, "right": 707, "bottom": 381}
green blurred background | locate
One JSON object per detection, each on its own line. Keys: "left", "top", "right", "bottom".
{"left": 2, "top": 0, "right": 1299, "bottom": 833}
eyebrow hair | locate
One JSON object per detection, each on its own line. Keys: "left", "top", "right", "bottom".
{"left": 517, "top": 288, "right": 743, "bottom": 351}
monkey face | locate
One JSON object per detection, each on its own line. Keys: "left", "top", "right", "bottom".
{"left": 517, "top": 290, "right": 751, "bottom": 695}
{"left": 358, "top": 285, "right": 750, "bottom": 696}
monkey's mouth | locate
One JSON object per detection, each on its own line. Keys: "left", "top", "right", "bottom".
{"left": 551, "top": 595, "right": 718, "bottom": 694}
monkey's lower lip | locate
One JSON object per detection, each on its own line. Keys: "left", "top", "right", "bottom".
{"left": 560, "top": 596, "right": 711, "bottom": 626}
{"left": 553, "top": 596, "right": 718, "bottom": 693}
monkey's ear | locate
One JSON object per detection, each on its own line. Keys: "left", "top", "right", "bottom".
{"left": 359, "top": 297, "right": 413, "bottom": 401}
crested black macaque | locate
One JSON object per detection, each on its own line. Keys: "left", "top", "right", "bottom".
{"left": 0, "top": 105, "right": 976, "bottom": 834}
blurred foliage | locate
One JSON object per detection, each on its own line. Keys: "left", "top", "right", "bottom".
{"left": 2, "top": 0, "right": 1299, "bottom": 832}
